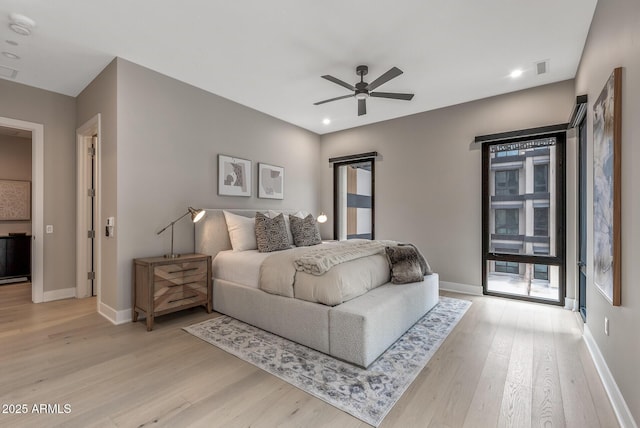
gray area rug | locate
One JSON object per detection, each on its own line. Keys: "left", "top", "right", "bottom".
{"left": 184, "top": 296, "right": 471, "bottom": 426}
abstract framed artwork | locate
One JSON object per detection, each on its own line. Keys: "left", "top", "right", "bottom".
{"left": 258, "top": 163, "right": 284, "bottom": 199}
{"left": 593, "top": 67, "right": 622, "bottom": 306}
{"left": 0, "top": 180, "right": 31, "bottom": 221}
{"left": 218, "top": 155, "right": 251, "bottom": 197}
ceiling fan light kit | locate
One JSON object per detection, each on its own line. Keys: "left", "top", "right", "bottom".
{"left": 314, "top": 64, "right": 414, "bottom": 116}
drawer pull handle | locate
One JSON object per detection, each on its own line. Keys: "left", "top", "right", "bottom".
{"left": 168, "top": 294, "right": 197, "bottom": 304}
{"left": 166, "top": 267, "right": 199, "bottom": 274}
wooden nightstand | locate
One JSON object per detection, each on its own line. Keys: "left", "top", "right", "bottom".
{"left": 132, "top": 253, "right": 212, "bottom": 331}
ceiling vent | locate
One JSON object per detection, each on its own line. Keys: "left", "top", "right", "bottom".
{"left": 0, "top": 64, "right": 18, "bottom": 78}
{"left": 535, "top": 60, "right": 549, "bottom": 76}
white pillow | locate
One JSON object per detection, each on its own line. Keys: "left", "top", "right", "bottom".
{"left": 223, "top": 211, "right": 257, "bottom": 251}
{"left": 267, "top": 210, "right": 294, "bottom": 245}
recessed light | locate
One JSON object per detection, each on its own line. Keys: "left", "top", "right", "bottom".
{"left": 510, "top": 69, "right": 523, "bottom": 78}
{"left": 5, "top": 40, "right": 18, "bottom": 46}
{"left": 8, "top": 13, "right": 36, "bottom": 36}
{"left": 322, "top": 118, "right": 331, "bottom": 125}
{"left": 2, "top": 51, "right": 20, "bottom": 60}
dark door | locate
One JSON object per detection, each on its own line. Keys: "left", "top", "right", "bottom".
{"left": 578, "top": 118, "right": 587, "bottom": 320}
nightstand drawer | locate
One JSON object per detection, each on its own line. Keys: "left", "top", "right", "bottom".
{"left": 154, "top": 261, "right": 207, "bottom": 281}
{"left": 155, "top": 291, "right": 203, "bottom": 312}
{"left": 154, "top": 280, "right": 207, "bottom": 297}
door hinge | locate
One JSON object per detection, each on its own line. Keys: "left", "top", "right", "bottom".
{"left": 87, "top": 271, "right": 95, "bottom": 280}
{"left": 87, "top": 188, "right": 95, "bottom": 197}
{"left": 88, "top": 146, "right": 96, "bottom": 156}
{"left": 88, "top": 230, "right": 95, "bottom": 239}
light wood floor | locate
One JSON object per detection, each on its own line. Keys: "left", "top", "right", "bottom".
{"left": 0, "top": 283, "right": 618, "bottom": 428}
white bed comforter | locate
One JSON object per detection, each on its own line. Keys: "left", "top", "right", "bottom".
{"left": 260, "top": 240, "right": 391, "bottom": 306}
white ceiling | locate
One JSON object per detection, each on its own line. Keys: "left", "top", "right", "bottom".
{"left": 0, "top": 1, "right": 597, "bottom": 135}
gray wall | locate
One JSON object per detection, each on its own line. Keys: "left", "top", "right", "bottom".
{"left": 319, "top": 80, "right": 575, "bottom": 291}
{"left": 575, "top": 0, "right": 640, "bottom": 421}
{"left": 0, "top": 79, "right": 77, "bottom": 293}
{"left": 0, "top": 134, "right": 32, "bottom": 235}
{"left": 76, "top": 58, "right": 119, "bottom": 309}
{"left": 104, "top": 59, "right": 320, "bottom": 311}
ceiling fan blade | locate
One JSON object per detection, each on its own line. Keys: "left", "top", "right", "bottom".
{"left": 358, "top": 98, "right": 366, "bottom": 116}
{"left": 313, "top": 94, "right": 354, "bottom": 105}
{"left": 370, "top": 92, "right": 415, "bottom": 101}
{"left": 367, "top": 67, "right": 403, "bottom": 91}
{"left": 321, "top": 75, "right": 356, "bottom": 91}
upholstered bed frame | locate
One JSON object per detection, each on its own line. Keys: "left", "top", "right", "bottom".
{"left": 195, "top": 209, "right": 439, "bottom": 367}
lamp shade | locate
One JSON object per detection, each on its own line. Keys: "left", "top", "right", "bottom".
{"left": 317, "top": 212, "right": 328, "bottom": 224}
{"left": 189, "top": 207, "right": 206, "bottom": 223}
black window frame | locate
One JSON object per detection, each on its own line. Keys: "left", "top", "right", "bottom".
{"left": 481, "top": 129, "right": 566, "bottom": 306}
{"left": 332, "top": 156, "right": 375, "bottom": 240}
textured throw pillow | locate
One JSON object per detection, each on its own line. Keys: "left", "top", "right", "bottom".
{"left": 255, "top": 212, "right": 291, "bottom": 252}
{"left": 267, "top": 210, "right": 294, "bottom": 245}
{"left": 289, "top": 214, "right": 321, "bottom": 247}
{"left": 385, "top": 245, "right": 425, "bottom": 284}
{"left": 223, "top": 210, "right": 257, "bottom": 251}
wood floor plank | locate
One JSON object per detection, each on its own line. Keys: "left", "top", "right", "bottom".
{"left": 0, "top": 284, "right": 620, "bottom": 428}
{"left": 531, "top": 303, "right": 565, "bottom": 427}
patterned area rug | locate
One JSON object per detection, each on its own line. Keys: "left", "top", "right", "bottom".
{"left": 184, "top": 296, "right": 471, "bottom": 426}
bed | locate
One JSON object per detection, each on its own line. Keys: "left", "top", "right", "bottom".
{"left": 194, "top": 209, "right": 439, "bottom": 367}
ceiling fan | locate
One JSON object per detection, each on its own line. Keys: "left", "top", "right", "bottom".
{"left": 314, "top": 65, "right": 414, "bottom": 116}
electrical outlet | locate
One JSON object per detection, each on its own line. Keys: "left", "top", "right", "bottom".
{"left": 46, "top": 225, "right": 53, "bottom": 234}
{"left": 605, "top": 317, "right": 609, "bottom": 336}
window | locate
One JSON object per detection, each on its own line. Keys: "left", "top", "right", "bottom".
{"left": 534, "top": 264, "right": 549, "bottom": 280}
{"left": 482, "top": 130, "right": 565, "bottom": 305}
{"left": 534, "top": 164, "right": 548, "bottom": 193}
{"left": 332, "top": 154, "right": 375, "bottom": 240}
{"left": 495, "top": 170, "right": 519, "bottom": 196}
{"left": 496, "top": 150, "right": 519, "bottom": 157}
{"left": 495, "top": 261, "right": 519, "bottom": 274}
{"left": 534, "top": 207, "right": 549, "bottom": 236}
{"left": 495, "top": 209, "right": 519, "bottom": 235}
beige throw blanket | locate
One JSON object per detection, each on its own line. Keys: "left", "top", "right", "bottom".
{"left": 293, "top": 239, "right": 388, "bottom": 275}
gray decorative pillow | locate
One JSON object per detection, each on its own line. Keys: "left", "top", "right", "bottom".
{"left": 385, "top": 245, "right": 424, "bottom": 284}
{"left": 254, "top": 212, "right": 291, "bottom": 253}
{"left": 289, "top": 214, "right": 321, "bottom": 247}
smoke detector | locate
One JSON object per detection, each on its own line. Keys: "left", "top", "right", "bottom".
{"left": 8, "top": 13, "right": 36, "bottom": 36}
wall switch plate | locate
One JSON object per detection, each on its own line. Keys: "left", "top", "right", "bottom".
{"left": 46, "top": 225, "right": 53, "bottom": 234}
{"left": 605, "top": 317, "right": 609, "bottom": 336}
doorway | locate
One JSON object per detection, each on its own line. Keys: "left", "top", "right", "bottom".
{"left": 76, "top": 115, "right": 101, "bottom": 299}
{"left": 0, "top": 116, "right": 44, "bottom": 303}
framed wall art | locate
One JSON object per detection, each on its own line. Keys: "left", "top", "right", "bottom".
{"left": 258, "top": 163, "right": 284, "bottom": 200}
{"left": 593, "top": 67, "right": 622, "bottom": 306}
{"left": 0, "top": 180, "right": 31, "bottom": 221}
{"left": 218, "top": 155, "right": 251, "bottom": 197}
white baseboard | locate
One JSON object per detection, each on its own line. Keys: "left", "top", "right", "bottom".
{"left": 583, "top": 325, "right": 638, "bottom": 428}
{"left": 98, "top": 301, "right": 132, "bottom": 325}
{"left": 439, "top": 281, "right": 483, "bottom": 296}
{"left": 564, "top": 297, "right": 577, "bottom": 311}
{"left": 43, "top": 287, "right": 76, "bottom": 302}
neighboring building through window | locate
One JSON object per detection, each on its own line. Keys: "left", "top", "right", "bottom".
{"left": 495, "top": 208, "right": 519, "bottom": 235}
{"left": 534, "top": 164, "right": 548, "bottom": 193}
{"left": 495, "top": 170, "right": 519, "bottom": 196}
{"left": 534, "top": 207, "right": 549, "bottom": 236}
